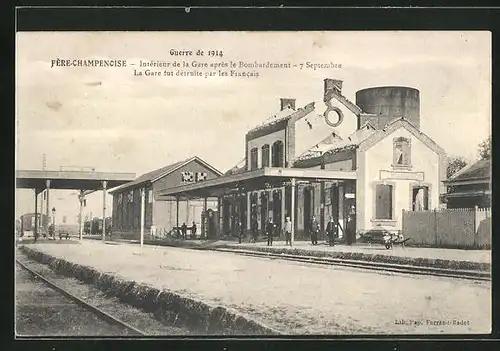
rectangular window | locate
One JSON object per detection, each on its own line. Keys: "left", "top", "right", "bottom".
{"left": 148, "top": 189, "right": 153, "bottom": 203}
{"left": 272, "top": 141, "right": 284, "bottom": 167}
{"left": 375, "top": 184, "right": 393, "bottom": 219}
{"left": 393, "top": 137, "right": 411, "bottom": 167}
{"left": 250, "top": 148, "right": 258, "bottom": 170}
{"left": 262, "top": 145, "right": 270, "bottom": 168}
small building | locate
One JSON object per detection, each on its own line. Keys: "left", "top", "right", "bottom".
{"left": 443, "top": 159, "right": 491, "bottom": 209}
{"left": 20, "top": 213, "right": 50, "bottom": 233}
{"left": 109, "top": 156, "right": 222, "bottom": 238}
{"left": 157, "top": 79, "right": 447, "bottom": 243}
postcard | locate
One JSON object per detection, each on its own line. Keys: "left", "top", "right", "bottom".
{"left": 15, "top": 30, "right": 492, "bottom": 337}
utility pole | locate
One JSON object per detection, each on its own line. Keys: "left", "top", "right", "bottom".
{"left": 78, "top": 191, "right": 85, "bottom": 240}
{"left": 140, "top": 188, "right": 145, "bottom": 247}
{"left": 291, "top": 178, "right": 296, "bottom": 246}
{"left": 40, "top": 154, "right": 47, "bottom": 232}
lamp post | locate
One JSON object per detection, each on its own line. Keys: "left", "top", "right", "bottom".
{"left": 51, "top": 207, "right": 56, "bottom": 239}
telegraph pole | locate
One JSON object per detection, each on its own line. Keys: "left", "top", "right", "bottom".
{"left": 40, "top": 154, "right": 46, "bottom": 232}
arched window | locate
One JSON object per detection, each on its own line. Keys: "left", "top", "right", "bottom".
{"left": 271, "top": 140, "right": 284, "bottom": 167}
{"left": 393, "top": 137, "right": 411, "bottom": 168}
{"left": 250, "top": 147, "right": 258, "bottom": 170}
{"left": 261, "top": 144, "right": 270, "bottom": 168}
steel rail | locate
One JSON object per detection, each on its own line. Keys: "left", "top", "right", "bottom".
{"left": 16, "top": 259, "right": 146, "bottom": 336}
{"left": 213, "top": 248, "right": 491, "bottom": 282}
{"left": 79, "top": 237, "right": 491, "bottom": 281}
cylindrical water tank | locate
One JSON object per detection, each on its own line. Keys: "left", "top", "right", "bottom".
{"left": 355, "top": 86, "right": 420, "bottom": 129}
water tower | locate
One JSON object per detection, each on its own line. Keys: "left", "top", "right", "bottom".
{"left": 355, "top": 86, "right": 420, "bottom": 130}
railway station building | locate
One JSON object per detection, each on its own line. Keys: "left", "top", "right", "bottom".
{"left": 109, "top": 156, "right": 222, "bottom": 238}
{"left": 443, "top": 159, "right": 491, "bottom": 209}
{"left": 157, "top": 78, "right": 447, "bottom": 243}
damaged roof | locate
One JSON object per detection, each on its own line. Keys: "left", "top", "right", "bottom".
{"left": 324, "top": 89, "right": 362, "bottom": 115}
{"left": 247, "top": 107, "right": 297, "bottom": 134}
{"left": 225, "top": 158, "right": 247, "bottom": 176}
{"left": 295, "top": 122, "right": 377, "bottom": 161}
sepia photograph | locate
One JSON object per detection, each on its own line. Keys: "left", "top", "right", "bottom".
{"left": 15, "top": 30, "right": 492, "bottom": 337}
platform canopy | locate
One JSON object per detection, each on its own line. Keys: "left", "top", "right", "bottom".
{"left": 16, "top": 170, "right": 136, "bottom": 193}
{"left": 156, "top": 167, "right": 356, "bottom": 200}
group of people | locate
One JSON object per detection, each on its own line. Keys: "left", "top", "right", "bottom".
{"left": 236, "top": 215, "right": 342, "bottom": 247}
{"left": 307, "top": 216, "right": 343, "bottom": 246}
{"left": 178, "top": 221, "right": 197, "bottom": 239}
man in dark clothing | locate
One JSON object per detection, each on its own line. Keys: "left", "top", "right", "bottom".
{"left": 326, "top": 216, "right": 342, "bottom": 247}
{"left": 251, "top": 219, "right": 259, "bottom": 243}
{"left": 346, "top": 214, "right": 355, "bottom": 245}
{"left": 191, "top": 221, "right": 197, "bottom": 239}
{"left": 181, "top": 222, "right": 188, "bottom": 240}
{"left": 235, "top": 220, "right": 244, "bottom": 244}
{"left": 48, "top": 224, "right": 55, "bottom": 240}
{"left": 266, "top": 219, "right": 276, "bottom": 246}
{"left": 310, "top": 216, "right": 320, "bottom": 245}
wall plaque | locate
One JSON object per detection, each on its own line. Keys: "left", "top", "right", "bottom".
{"left": 380, "top": 170, "right": 424, "bottom": 181}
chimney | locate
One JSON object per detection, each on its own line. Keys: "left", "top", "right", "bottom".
{"left": 324, "top": 78, "right": 343, "bottom": 97}
{"left": 280, "top": 98, "right": 296, "bottom": 111}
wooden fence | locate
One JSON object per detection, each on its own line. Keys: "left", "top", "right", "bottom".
{"left": 402, "top": 206, "right": 491, "bottom": 249}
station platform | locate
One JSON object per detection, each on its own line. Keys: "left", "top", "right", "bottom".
{"left": 82, "top": 235, "right": 491, "bottom": 266}
{"left": 227, "top": 240, "right": 491, "bottom": 264}
{"left": 18, "top": 240, "right": 491, "bottom": 335}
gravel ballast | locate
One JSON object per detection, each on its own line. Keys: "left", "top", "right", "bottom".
{"left": 19, "top": 246, "right": 280, "bottom": 335}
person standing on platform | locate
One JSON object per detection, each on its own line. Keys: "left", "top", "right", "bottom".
{"left": 48, "top": 223, "right": 55, "bottom": 240}
{"left": 181, "top": 222, "right": 187, "bottom": 240}
{"left": 284, "top": 217, "right": 292, "bottom": 246}
{"left": 310, "top": 216, "right": 320, "bottom": 245}
{"left": 326, "top": 216, "right": 342, "bottom": 247}
{"left": 237, "top": 220, "right": 244, "bottom": 244}
{"left": 266, "top": 218, "right": 276, "bottom": 246}
{"left": 251, "top": 218, "right": 259, "bottom": 243}
{"left": 191, "top": 221, "right": 197, "bottom": 239}
{"left": 346, "top": 214, "right": 355, "bottom": 245}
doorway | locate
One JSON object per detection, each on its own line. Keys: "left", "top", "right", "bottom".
{"left": 330, "top": 185, "right": 340, "bottom": 225}
{"left": 272, "top": 190, "right": 282, "bottom": 233}
{"left": 303, "top": 186, "right": 313, "bottom": 233}
{"left": 250, "top": 193, "right": 258, "bottom": 230}
{"left": 260, "top": 192, "right": 268, "bottom": 232}
{"left": 412, "top": 186, "right": 429, "bottom": 211}
{"left": 222, "top": 198, "right": 230, "bottom": 235}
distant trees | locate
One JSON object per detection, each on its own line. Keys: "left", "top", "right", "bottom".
{"left": 447, "top": 156, "right": 468, "bottom": 179}
{"left": 478, "top": 135, "right": 491, "bottom": 160}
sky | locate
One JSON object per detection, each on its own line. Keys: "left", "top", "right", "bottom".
{"left": 15, "top": 31, "right": 491, "bottom": 222}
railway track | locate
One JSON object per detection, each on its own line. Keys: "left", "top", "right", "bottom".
{"left": 212, "top": 247, "right": 491, "bottom": 281}
{"left": 16, "top": 259, "right": 146, "bottom": 336}
{"left": 79, "top": 238, "right": 490, "bottom": 281}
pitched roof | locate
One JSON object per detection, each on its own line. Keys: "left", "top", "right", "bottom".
{"left": 449, "top": 159, "right": 490, "bottom": 181}
{"left": 247, "top": 107, "right": 297, "bottom": 134}
{"left": 247, "top": 84, "right": 365, "bottom": 137}
{"left": 294, "top": 123, "right": 376, "bottom": 161}
{"left": 357, "top": 117, "right": 446, "bottom": 157}
{"left": 225, "top": 158, "right": 246, "bottom": 176}
{"left": 109, "top": 156, "right": 222, "bottom": 193}
{"left": 324, "top": 89, "right": 362, "bottom": 115}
